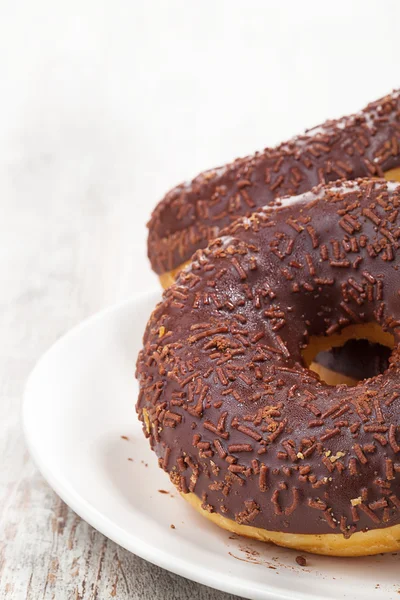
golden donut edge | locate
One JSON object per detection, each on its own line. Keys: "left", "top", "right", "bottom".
{"left": 182, "top": 491, "right": 400, "bottom": 557}
{"left": 159, "top": 261, "right": 191, "bottom": 289}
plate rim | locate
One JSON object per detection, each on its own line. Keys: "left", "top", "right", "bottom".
{"left": 21, "top": 291, "right": 371, "bottom": 600}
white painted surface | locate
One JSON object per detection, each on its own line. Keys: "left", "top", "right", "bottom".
{"left": 1, "top": 1, "right": 399, "bottom": 597}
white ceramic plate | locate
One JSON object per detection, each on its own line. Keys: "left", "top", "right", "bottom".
{"left": 23, "top": 291, "right": 400, "bottom": 600}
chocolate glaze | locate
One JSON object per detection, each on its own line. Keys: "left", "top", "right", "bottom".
{"left": 148, "top": 90, "right": 400, "bottom": 275}
{"left": 137, "top": 179, "right": 400, "bottom": 537}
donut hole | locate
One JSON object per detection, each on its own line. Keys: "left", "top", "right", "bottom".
{"left": 303, "top": 323, "right": 394, "bottom": 387}
{"left": 384, "top": 167, "right": 400, "bottom": 182}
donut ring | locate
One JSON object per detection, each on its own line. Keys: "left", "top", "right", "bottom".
{"left": 137, "top": 178, "right": 400, "bottom": 556}
{"left": 148, "top": 90, "right": 400, "bottom": 287}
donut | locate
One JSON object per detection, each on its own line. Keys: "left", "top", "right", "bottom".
{"left": 136, "top": 178, "right": 400, "bottom": 557}
{"left": 149, "top": 90, "right": 400, "bottom": 289}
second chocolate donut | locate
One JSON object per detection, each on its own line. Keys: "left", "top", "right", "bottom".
{"left": 149, "top": 90, "right": 400, "bottom": 288}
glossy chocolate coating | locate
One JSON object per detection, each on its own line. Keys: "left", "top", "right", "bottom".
{"left": 137, "top": 179, "right": 400, "bottom": 536}
{"left": 148, "top": 91, "right": 400, "bottom": 275}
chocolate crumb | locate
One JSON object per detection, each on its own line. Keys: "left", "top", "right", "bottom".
{"left": 170, "top": 524, "right": 176, "bottom": 529}
{"left": 296, "top": 555, "right": 307, "bottom": 567}
{"left": 158, "top": 489, "right": 169, "bottom": 494}
{"left": 121, "top": 435, "right": 129, "bottom": 441}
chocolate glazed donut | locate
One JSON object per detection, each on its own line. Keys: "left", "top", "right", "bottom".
{"left": 148, "top": 90, "right": 400, "bottom": 287}
{"left": 137, "top": 179, "right": 400, "bottom": 556}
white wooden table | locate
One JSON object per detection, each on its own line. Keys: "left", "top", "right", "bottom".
{"left": 0, "top": 115, "right": 242, "bottom": 600}
{"left": 0, "top": 2, "right": 398, "bottom": 597}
